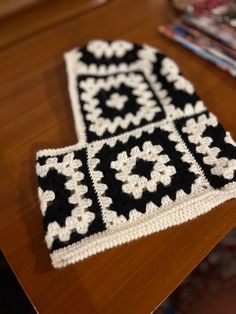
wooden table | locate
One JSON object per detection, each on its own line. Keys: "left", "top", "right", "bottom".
{"left": 1, "top": 0, "right": 236, "bottom": 313}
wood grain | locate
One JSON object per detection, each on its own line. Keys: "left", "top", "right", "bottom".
{"left": 0, "top": 0, "right": 107, "bottom": 49}
{"left": 0, "top": 0, "right": 235, "bottom": 313}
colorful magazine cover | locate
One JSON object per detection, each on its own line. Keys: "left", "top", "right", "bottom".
{"left": 158, "top": 12, "right": 236, "bottom": 77}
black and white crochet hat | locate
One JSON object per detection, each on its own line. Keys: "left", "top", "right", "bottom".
{"left": 36, "top": 40, "right": 236, "bottom": 268}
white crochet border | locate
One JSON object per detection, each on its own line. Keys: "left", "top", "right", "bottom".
{"left": 50, "top": 182, "right": 236, "bottom": 268}
{"left": 64, "top": 49, "right": 88, "bottom": 144}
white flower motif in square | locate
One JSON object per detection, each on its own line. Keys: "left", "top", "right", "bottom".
{"left": 80, "top": 72, "right": 161, "bottom": 136}
{"left": 106, "top": 93, "right": 128, "bottom": 110}
{"left": 111, "top": 141, "right": 176, "bottom": 199}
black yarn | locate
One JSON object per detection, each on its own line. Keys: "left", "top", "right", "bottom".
{"left": 38, "top": 169, "right": 74, "bottom": 230}
{"left": 37, "top": 149, "right": 106, "bottom": 251}
{"left": 175, "top": 114, "right": 236, "bottom": 189}
{"left": 152, "top": 52, "right": 201, "bottom": 111}
{"left": 95, "top": 127, "right": 197, "bottom": 219}
{"left": 133, "top": 159, "right": 154, "bottom": 180}
{"left": 77, "top": 71, "right": 166, "bottom": 142}
{"left": 79, "top": 42, "right": 142, "bottom": 66}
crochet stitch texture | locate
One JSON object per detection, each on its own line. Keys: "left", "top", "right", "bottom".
{"left": 36, "top": 40, "right": 236, "bottom": 268}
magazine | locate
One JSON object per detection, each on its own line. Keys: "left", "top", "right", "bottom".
{"left": 158, "top": 11, "right": 236, "bottom": 77}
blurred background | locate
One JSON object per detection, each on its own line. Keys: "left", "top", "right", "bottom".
{"left": 154, "top": 228, "right": 236, "bottom": 314}
{"left": 0, "top": 1, "right": 235, "bottom": 313}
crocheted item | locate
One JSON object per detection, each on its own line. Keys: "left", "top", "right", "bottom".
{"left": 36, "top": 40, "right": 236, "bottom": 268}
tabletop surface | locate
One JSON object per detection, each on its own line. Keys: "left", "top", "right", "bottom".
{"left": 0, "top": 0, "right": 236, "bottom": 313}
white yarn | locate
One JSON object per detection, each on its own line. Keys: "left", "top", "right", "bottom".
{"left": 36, "top": 41, "right": 236, "bottom": 268}
{"left": 37, "top": 152, "right": 95, "bottom": 249}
